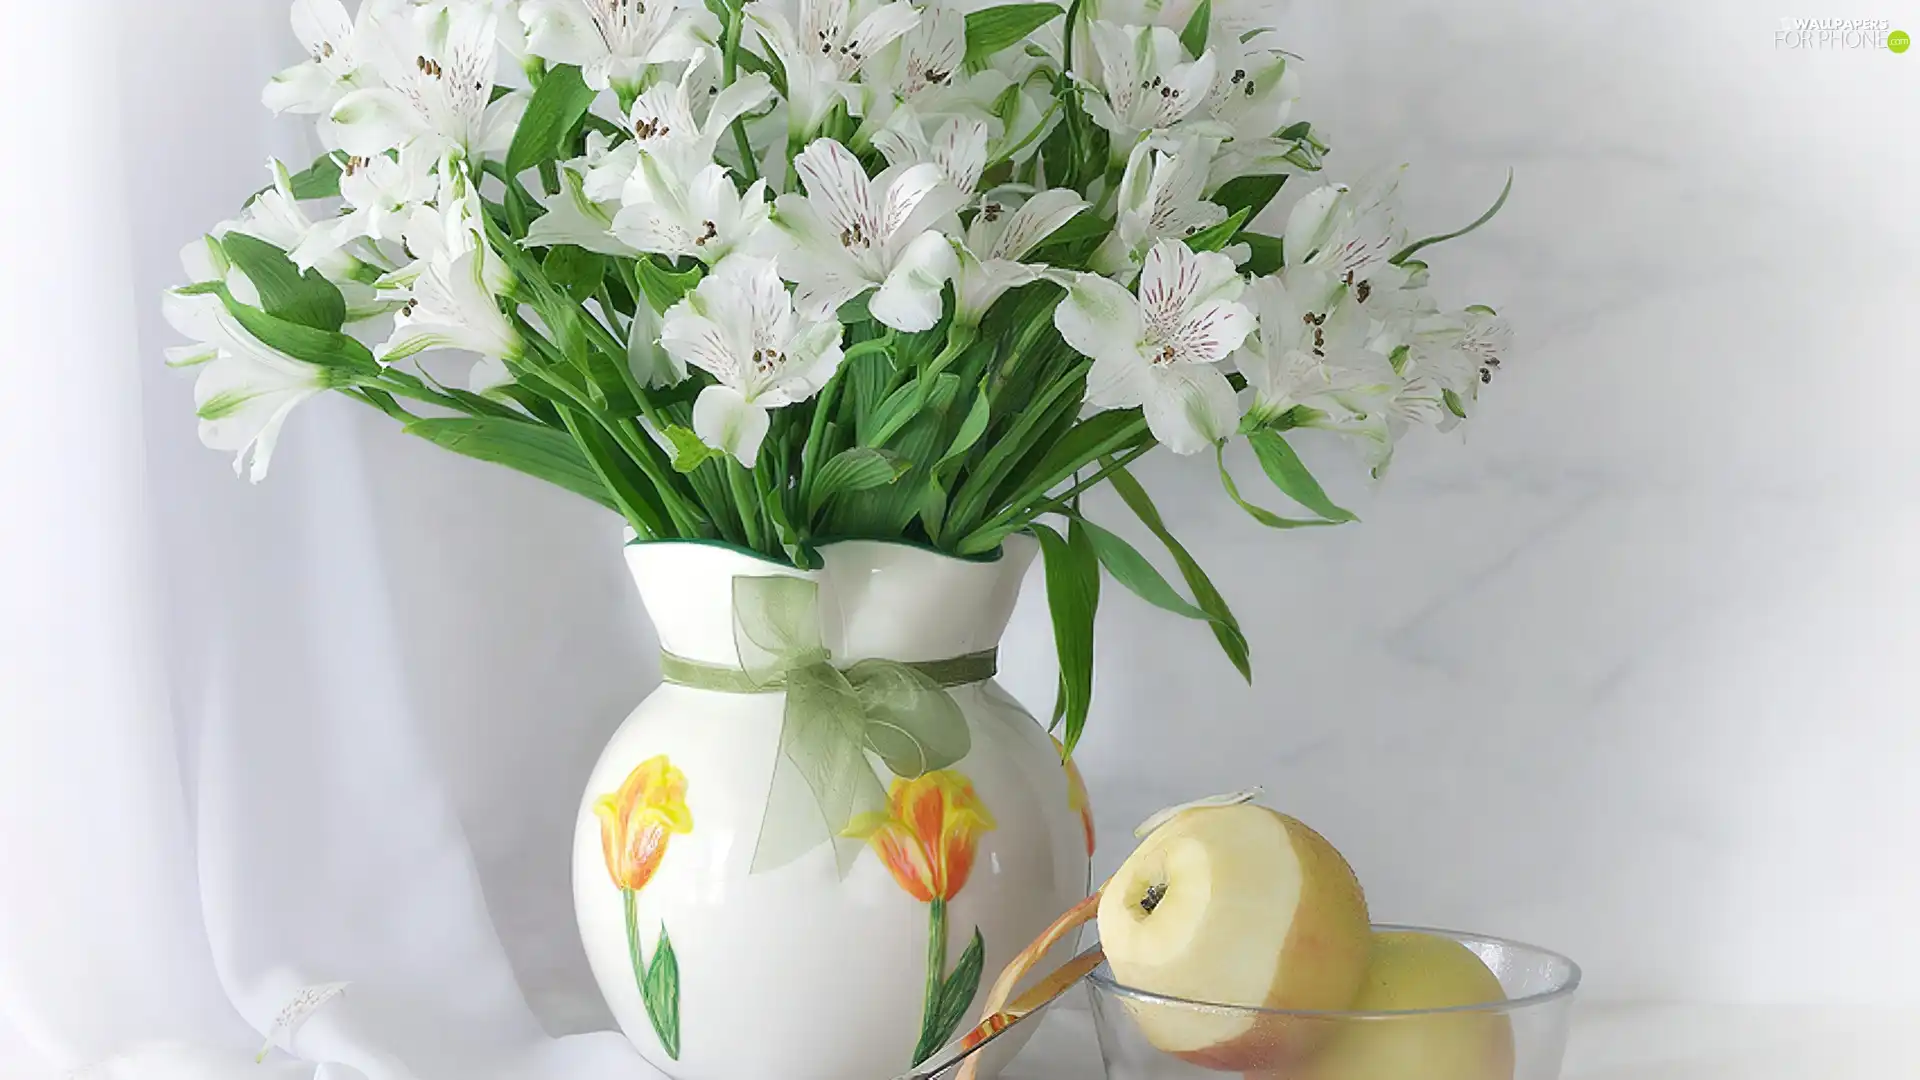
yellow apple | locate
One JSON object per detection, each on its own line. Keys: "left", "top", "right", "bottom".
{"left": 1097, "top": 803, "right": 1372, "bottom": 1071}
{"left": 1265, "top": 931, "right": 1515, "bottom": 1080}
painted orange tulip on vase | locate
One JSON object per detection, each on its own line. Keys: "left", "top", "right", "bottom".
{"left": 847, "top": 770, "right": 998, "bottom": 1065}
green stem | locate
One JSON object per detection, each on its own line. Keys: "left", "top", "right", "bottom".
{"left": 1014, "top": 440, "right": 1158, "bottom": 524}
{"left": 914, "top": 897, "right": 949, "bottom": 1066}
{"left": 728, "top": 460, "right": 767, "bottom": 553}
{"left": 624, "top": 889, "right": 647, "bottom": 993}
{"left": 721, "top": 0, "right": 760, "bottom": 185}
{"left": 970, "top": 419, "right": 1151, "bottom": 540}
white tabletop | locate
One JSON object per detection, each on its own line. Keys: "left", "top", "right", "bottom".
{"left": 1002, "top": 999, "right": 1920, "bottom": 1080}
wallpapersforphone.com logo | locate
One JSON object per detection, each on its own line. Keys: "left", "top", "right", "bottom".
{"left": 1775, "top": 17, "right": 1910, "bottom": 50}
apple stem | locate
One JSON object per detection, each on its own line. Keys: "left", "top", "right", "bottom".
{"left": 1140, "top": 882, "right": 1167, "bottom": 914}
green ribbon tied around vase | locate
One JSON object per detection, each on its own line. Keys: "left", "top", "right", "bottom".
{"left": 659, "top": 575, "right": 995, "bottom": 875}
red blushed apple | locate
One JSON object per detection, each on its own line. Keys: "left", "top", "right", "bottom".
{"left": 1097, "top": 803, "right": 1372, "bottom": 1072}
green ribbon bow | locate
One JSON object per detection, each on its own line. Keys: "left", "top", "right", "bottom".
{"left": 658, "top": 575, "right": 995, "bottom": 875}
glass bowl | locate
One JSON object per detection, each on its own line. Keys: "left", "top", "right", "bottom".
{"left": 1087, "top": 925, "right": 1580, "bottom": 1080}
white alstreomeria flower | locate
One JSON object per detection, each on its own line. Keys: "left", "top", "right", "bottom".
{"left": 1092, "top": 135, "right": 1227, "bottom": 276}
{"left": 1282, "top": 169, "right": 1410, "bottom": 286}
{"left": 379, "top": 167, "right": 523, "bottom": 390}
{"left": 610, "top": 71, "right": 774, "bottom": 265}
{"left": 1055, "top": 238, "right": 1254, "bottom": 454}
{"left": 658, "top": 256, "right": 846, "bottom": 465}
{"left": 162, "top": 288, "right": 344, "bottom": 483}
{"left": 1235, "top": 269, "right": 1397, "bottom": 431}
{"left": 325, "top": 2, "right": 525, "bottom": 159}
{"left": 520, "top": 0, "right": 711, "bottom": 98}
{"left": 1080, "top": 22, "right": 1223, "bottom": 150}
{"left": 953, "top": 188, "right": 1087, "bottom": 325}
{"left": 264, "top": 0, "right": 383, "bottom": 116}
{"left": 290, "top": 142, "right": 440, "bottom": 273}
{"left": 871, "top": 113, "right": 989, "bottom": 194}
{"left": 771, "top": 138, "right": 964, "bottom": 332}
{"left": 746, "top": 0, "right": 921, "bottom": 140}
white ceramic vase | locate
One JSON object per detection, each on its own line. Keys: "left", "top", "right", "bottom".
{"left": 574, "top": 536, "right": 1094, "bottom": 1080}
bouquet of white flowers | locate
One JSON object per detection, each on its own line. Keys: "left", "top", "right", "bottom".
{"left": 166, "top": 0, "right": 1510, "bottom": 750}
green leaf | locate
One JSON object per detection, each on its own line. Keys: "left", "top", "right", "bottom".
{"left": 632, "top": 256, "right": 704, "bottom": 312}
{"left": 1032, "top": 521, "right": 1099, "bottom": 755}
{"left": 287, "top": 154, "right": 342, "bottom": 200}
{"left": 808, "top": 447, "right": 911, "bottom": 515}
{"left": 642, "top": 923, "right": 682, "bottom": 1061}
{"left": 1184, "top": 207, "right": 1249, "bottom": 254}
{"left": 736, "top": 47, "right": 788, "bottom": 101}
{"left": 1179, "top": 0, "right": 1212, "bottom": 59}
{"left": 404, "top": 418, "right": 618, "bottom": 512}
{"left": 219, "top": 233, "right": 347, "bottom": 331}
{"left": 931, "top": 928, "right": 987, "bottom": 1051}
{"left": 938, "top": 385, "right": 992, "bottom": 471}
{"left": 1246, "top": 429, "right": 1356, "bottom": 522}
{"left": 1210, "top": 173, "right": 1287, "bottom": 223}
{"left": 543, "top": 244, "right": 606, "bottom": 302}
{"left": 1076, "top": 518, "right": 1217, "bottom": 622}
{"left": 964, "top": 3, "right": 1064, "bottom": 64}
{"left": 507, "top": 64, "right": 597, "bottom": 176}
{"left": 1390, "top": 168, "right": 1513, "bottom": 266}
{"left": 219, "top": 292, "right": 378, "bottom": 372}
{"left": 1030, "top": 208, "right": 1109, "bottom": 253}
{"left": 560, "top": 407, "right": 675, "bottom": 538}
{"left": 1241, "top": 232, "right": 1283, "bottom": 274}
{"left": 663, "top": 425, "right": 724, "bottom": 473}
{"left": 996, "top": 410, "right": 1148, "bottom": 513}
{"left": 1105, "top": 464, "right": 1251, "bottom": 683}
{"left": 1443, "top": 388, "right": 1469, "bottom": 419}
{"left": 1216, "top": 444, "right": 1342, "bottom": 530}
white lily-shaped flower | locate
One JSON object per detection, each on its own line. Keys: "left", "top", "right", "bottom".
{"left": 609, "top": 72, "right": 776, "bottom": 264}
{"left": 218, "top": 160, "right": 370, "bottom": 289}
{"left": 325, "top": 2, "right": 526, "bottom": 158}
{"left": 1282, "top": 169, "right": 1410, "bottom": 285}
{"left": 1080, "top": 22, "right": 1223, "bottom": 149}
{"left": 1055, "top": 238, "right": 1253, "bottom": 454}
{"left": 953, "top": 188, "right": 1086, "bottom": 325}
{"left": 872, "top": 113, "right": 989, "bottom": 194}
{"left": 381, "top": 244, "right": 524, "bottom": 389}
{"left": 1201, "top": 34, "right": 1308, "bottom": 184}
{"left": 528, "top": 162, "right": 644, "bottom": 256}
{"left": 659, "top": 256, "right": 846, "bottom": 465}
{"left": 1235, "top": 270, "right": 1397, "bottom": 429}
{"left": 1092, "top": 136, "right": 1228, "bottom": 276}
{"left": 746, "top": 0, "right": 921, "bottom": 139}
{"left": 520, "top": 0, "right": 712, "bottom": 97}
{"left": 770, "top": 138, "right": 964, "bottom": 331}
{"left": 855, "top": 1, "right": 964, "bottom": 131}
{"left": 290, "top": 143, "right": 440, "bottom": 272}
{"left": 1404, "top": 306, "right": 1513, "bottom": 419}
{"left": 382, "top": 160, "right": 514, "bottom": 291}
{"left": 162, "top": 288, "right": 342, "bottom": 482}
{"left": 263, "top": 0, "right": 385, "bottom": 115}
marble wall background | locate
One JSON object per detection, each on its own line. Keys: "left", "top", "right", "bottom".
{"left": 1030, "top": 0, "right": 1920, "bottom": 1006}
{"left": 113, "top": 0, "right": 1920, "bottom": 1041}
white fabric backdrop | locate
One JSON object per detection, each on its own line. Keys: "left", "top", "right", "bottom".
{"left": 4, "top": 2, "right": 1918, "bottom": 1078}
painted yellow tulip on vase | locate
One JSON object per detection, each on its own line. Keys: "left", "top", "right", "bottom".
{"left": 596, "top": 754, "right": 694, "bottom": 892}
{"left": 595, "top": 754, "right": 694, "bottom": 1060}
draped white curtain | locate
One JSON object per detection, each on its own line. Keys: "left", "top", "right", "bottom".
{"left": 5, "top": 2, "right": 1920, "bottom": 1079}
